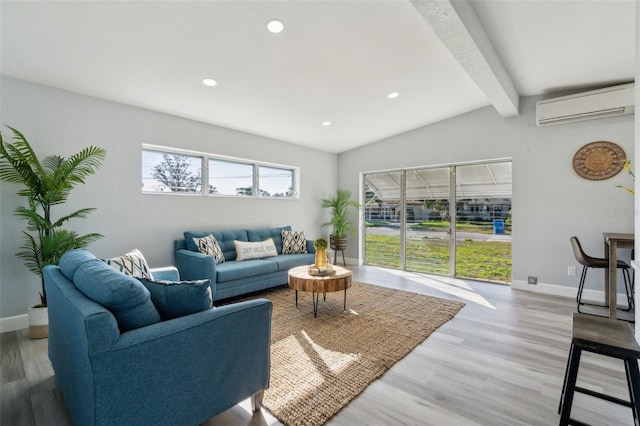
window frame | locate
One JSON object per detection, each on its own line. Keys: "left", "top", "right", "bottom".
{"left": 142, "top": 144, "right": 300, "bottom": 199}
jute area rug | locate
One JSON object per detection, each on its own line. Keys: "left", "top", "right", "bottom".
{"left": 243, "top": 281, "right": 465, "bottom": 426}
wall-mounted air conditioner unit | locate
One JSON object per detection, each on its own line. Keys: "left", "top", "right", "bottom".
{"left": 536, "top": 83, "right": 635, "bottom": 127}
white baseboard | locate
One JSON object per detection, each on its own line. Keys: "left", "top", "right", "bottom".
{"left": 512, "top": 279, "right": 630, "bottom": 305}
{"left": 344, "top": 256, "right": 360, "bottom": 266}
{"left": 0, "top": 313, "right": 28, "bottom": 333}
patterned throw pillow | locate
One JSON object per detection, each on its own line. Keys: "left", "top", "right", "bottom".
{"left": 193, "top": 234, "right": 225, "bottom": 264}
{"left": 281, "top": 230, "right": 308, "bottom": 254}
{"left": 104, "top": 249, "right": 154, "bottom": 279}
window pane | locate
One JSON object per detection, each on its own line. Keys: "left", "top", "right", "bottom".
{"left": 405, "top": 168, "right": 451, "bottom": 275}
{"left": 364, "top": 171, "right": 402, "bottom": 269}
{"left": 209, "top": 159, "right": 253, "bottom": 196}
{"left": 142, "top": 150, "right": 202, "bottom": 193}
{"left": 258, "top": 166, "right": 294, "bottom": 198}
{"left": 455, "top": 162, "right": 512, "bottom": 283}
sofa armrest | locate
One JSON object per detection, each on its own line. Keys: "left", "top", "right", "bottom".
{"left": 175, "top": 248, "right": 217, "bottom": 282}
{"left": 112, "top": 299, "right": 270, "bottom": 349}
{"left": 45, "top": 266, "right": 120, "bottom": 357}
{"left": 44, "top": 265, "right": 122, "bottom": 426}
{"left": 150, "top": 266, "right": 180, "bottom": 281}
{"left": 91, "top": 299, "right": 272, "bottom": 425}
{"left": 306, "top": 239, "right": 316, "bottom": 253}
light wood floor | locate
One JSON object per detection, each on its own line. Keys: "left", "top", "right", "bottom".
{"left": 1, "top": 265, "right": 636, "bottom": 425}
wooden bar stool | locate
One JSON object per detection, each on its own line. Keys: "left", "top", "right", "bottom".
{"left": 559, "top": 312, "right": 640, "bottom": 426}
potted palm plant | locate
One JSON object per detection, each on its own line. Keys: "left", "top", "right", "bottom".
{"left": 0, "top": 126, "right": 106, "bottom": 338}
{"left": 321, "top": 189, "right": 361, "bottom": 258}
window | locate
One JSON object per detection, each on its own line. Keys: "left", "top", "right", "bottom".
{"left": 209, "top": 159, "right": 253, "bottom": 196}
{"left": 142, "top": 151, "right": 202, "bottom": 193}
{"left": 258, "top": 166, "right": 294, "bottom": 198}
{"left": 142, "top": 145, "right": 298, "bottom": 199}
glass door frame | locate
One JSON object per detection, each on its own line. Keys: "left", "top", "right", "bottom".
{"left": 360, "top": 157, "right": 511, "bottom": 279}
{"left": 449, "top": 166, "right": 456, "bottom": 276}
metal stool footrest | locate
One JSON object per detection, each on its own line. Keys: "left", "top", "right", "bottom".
{"left": 574, "top": 386, "right": 633, "bottom": 407}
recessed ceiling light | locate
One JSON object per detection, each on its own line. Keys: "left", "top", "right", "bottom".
{"left": 322, "top": 121, "right": 331, "bottom": 126}
{"left": 202, "top": 78, "right": 218, "bottom": 87}
{"left": 267, "top": 19, "right": 284, "bottom": 33}
{"left": 388, "top": 92, "right": 399, "bottom": 99}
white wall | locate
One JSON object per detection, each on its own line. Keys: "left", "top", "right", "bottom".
{"left": 338, "top": 93, "right": 634, "bottom": 294}
{"left": 2, "top": 76, "right": 635, "bottom": 320}
{"left": 0, "top": 77, "right": 337, "bottom": 318}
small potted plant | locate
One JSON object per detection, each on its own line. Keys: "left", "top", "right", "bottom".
{"left": 313, "top": 237, "right": 329, "bottom": 271}
{"left": 0, "top": 127, "right": 106, "bottom": 338}
{"left": 321, "top": 189, "right": 361, "bottom": 256}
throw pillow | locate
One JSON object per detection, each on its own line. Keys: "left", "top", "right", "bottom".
{"left": 74, "top": 259, "right": 161, "bottom": 331}
{"left": 104, "top": 249, "right": 154, "bottom": 279}
{"left": 192, "top": 234, "right": 225, "bottom": 264}
{"left": 139, "top": 278, "right": 213, "bottom": 320}
{"left": 281, "top": 230, "right": 308, "bottom": 254}
{"left": 234, "top": 238, "right": 278, "bottom": 261}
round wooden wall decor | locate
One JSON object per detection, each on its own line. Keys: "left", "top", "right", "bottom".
{"left": 572, "top": 141, "right": 626, "bottom": 180}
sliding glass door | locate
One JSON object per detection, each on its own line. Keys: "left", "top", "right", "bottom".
{"left": 364, "top": 172, "right": 402, "bottom": 269}
{"left": 363, "top": 160, "right": 512, "bottom": 283}
{"left": 454, "top": 163, "right": 512, "bottom": 282}
{"left": 404, "top": 168, "right": 450, "bottom": 275}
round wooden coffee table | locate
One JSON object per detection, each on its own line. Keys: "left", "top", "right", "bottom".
{"left": 288, "top": 265, "right": 352, "bottom": 317}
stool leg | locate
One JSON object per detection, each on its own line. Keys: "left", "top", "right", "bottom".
{"left": 618, "top": 268, "right": 633, "bottom": 311}
{"left": 623, "top": 268, "right": 634, "bottom": 310}
{"left": 576, "top": 267, "right": 588, "bottom": 312}
{"left": 559, "top": 343, "right": 576, "bottom": 414}
{"left": 633, "top": 267, "right": 636, "bottom": 305}
{"left": 559, "top": 344, "right": 581, "bottom": 426}
{"left": 624, "top": 359, "right": 640, "bottom": 426}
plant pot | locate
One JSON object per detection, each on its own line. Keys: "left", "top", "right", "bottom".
{"left": 330, "top": 235, "right": 348, "bottom": 251}
{"left": 28, "top": 305, "right": 48, "bottom": 339}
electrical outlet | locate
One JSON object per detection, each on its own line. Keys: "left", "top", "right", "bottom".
{"left": 568, "top": 266, "right": 576, "bottom": 276}
{"left": 528, "top": 276, "right": 538, "bottom": 285}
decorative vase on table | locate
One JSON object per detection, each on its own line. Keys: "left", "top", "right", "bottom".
{"left": 315, "top": 249, "right": 330, "bottom": 270}
{"left": 313, "top": 237, "right": 331, "bottom": 272}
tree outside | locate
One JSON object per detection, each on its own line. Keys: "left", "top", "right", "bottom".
{"left": 152, "top": 154, "right": 201, "bottom": 192}
{"left": 235, "top": 187, "right": 271, "bottom": 197}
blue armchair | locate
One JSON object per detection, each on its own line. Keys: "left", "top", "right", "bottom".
{"left": 44, "top": 250, "right": 272, "bottom": 426}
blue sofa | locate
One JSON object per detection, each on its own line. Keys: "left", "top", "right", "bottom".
{"left": 44, "top": 249, "right": 272, "bottom": 426}
{"left": 174, "top": 226, "right": 316, "bottom": 301}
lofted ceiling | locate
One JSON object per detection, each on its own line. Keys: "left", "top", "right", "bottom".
{"left": 0, "top": 1, "right": 636, "bottom": 154}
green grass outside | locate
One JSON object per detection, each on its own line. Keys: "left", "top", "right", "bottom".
{"left": 365, "top": 234, "right": 512, "bottom": 283}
